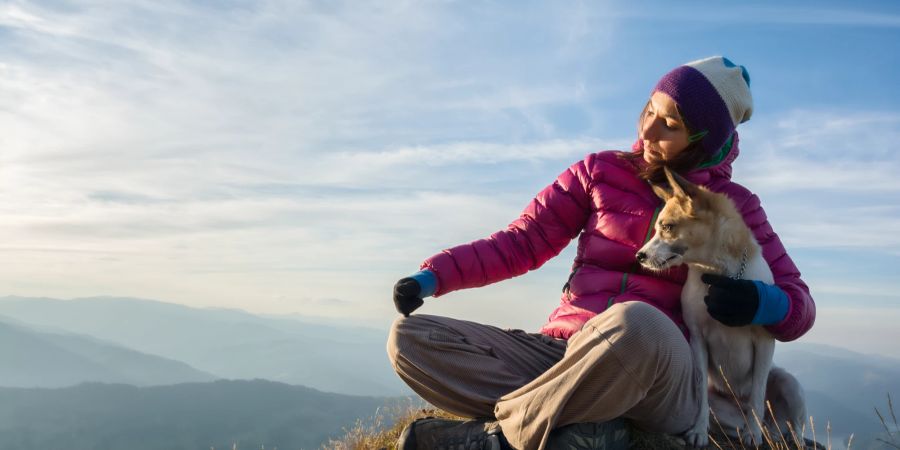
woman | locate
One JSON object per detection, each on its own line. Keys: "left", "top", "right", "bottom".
{"left": 387, "top": 56, "right": 815, "bottom": 450}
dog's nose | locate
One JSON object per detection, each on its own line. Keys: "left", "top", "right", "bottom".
{"left": 635, "top": 251, "right": 647, "bottom": 263}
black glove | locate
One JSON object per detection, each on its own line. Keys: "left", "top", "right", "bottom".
{"left": 393, "top": 277, "right": 424, "bottom": 317}
{"left": 701, "top": 273, "right": 760, "bottom": 327}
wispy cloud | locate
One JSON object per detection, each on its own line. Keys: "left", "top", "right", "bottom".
{"left": 0, "top": 0, "right": 622, "bottom": 204}
{"left": 1, "top": 0, "right": 618, "bottom": 158}
{"left": 0, "top": 0, "right": 898, "bottom": 359}
{"left": 732, "top": 110, "right": 900, "bottom": 254}
{"left": 776, "top": 213, "right": 900, "bottom": 253}
{"left": 800, "top": 306, "right": 900, "bottom": 359}
{"left": 612, "top": 4, "right": 900, "bottom": 28}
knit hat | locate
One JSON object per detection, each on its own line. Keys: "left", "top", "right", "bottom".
{"left": 653, "top": 56, "right": 753, "bottom": 157}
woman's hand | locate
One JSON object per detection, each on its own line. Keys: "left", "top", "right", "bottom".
{"left": 393, "top": 278, "right": 424, "bottom": 317}
{"left": 701, "top": 273, "right": 789, "bottom": 327}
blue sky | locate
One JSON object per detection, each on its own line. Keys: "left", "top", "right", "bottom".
{"left": 1, "top": 1, "right": 899, "bottom": 356}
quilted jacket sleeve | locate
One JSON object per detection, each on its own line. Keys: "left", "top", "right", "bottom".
{"left": 739, "top": 194, "right": 816, "bottom": 341}
{"left": 421, "top": 156, "right": 595, "bottom": 297}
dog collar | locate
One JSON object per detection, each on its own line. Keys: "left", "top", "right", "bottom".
{"left": 731, "top": 248, "right": 748, "bottom": 280}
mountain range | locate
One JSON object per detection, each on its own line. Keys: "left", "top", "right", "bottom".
{"left": 0, "top": 295, "right": 407, "bottom": 396}
{"left": 0, "top": 317, "right": 215, "bottom": 387}
{"left": 0, "top": 379, "right": 393, "bottom": 450}
{"left": 774, "top": 343, "right": 900, "bottom": 448}
{"left": 0, "top": 295, "right": 897, "bottom": 448}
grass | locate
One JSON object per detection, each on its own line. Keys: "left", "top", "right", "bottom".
{"left": 322, "top": 401, "right": 818, "bottom": 450}
{"left": 324, "top": 391, "right": 900, "bottom": 450}
{"left": 704, "top": 365, "right": 823, "bottom": 450}
{"left": 875, "top": 393, "right": 900, "bottom": 450}
{"left": 320, "top": 400, "right": 463, "bottom": 450}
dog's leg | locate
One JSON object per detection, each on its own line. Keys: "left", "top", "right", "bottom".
{"left": 685, "top": 334, "right": 711, "bottom": 449}
{"left": 743, "top": 338, "right": 775, "bottom": 446}
{"left": 708, "top": 390, "right": 745, "bottom": 435}
{"left": 766, "top": 366, "right": 807, "bottom": 441}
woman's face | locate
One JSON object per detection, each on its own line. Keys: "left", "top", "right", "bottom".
{"left": 640, "top": 91, "right": 690, "bottom": 164}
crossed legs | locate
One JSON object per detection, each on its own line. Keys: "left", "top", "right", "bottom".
{"left": 387, "top": 302, "right": 700, "bottom": 450}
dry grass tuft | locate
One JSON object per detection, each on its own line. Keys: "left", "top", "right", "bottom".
{"left": 322, "top": 391, "right": 900, "bottom": 450}
{"left": 321, "top": 400, "right": 462, "bottom": 450}
{"left": 322, "top": 399, "right": 826, "bottom": 450}
{"left": 875, "top": 393, "right": 900, "bottom": 450}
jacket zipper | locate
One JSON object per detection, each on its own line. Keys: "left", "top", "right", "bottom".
{"left": 607, "top": 203, "right": 662, "bottom": 309}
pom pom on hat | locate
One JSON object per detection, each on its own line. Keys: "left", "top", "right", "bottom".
{"left": 653, "top": 56, "right": 753, "bottom": 156}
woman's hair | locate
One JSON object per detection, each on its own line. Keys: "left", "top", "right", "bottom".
{"left": 621, "top": 101, "right": 709, "bottom": 185}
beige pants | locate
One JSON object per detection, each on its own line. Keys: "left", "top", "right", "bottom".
{"left": 387, "top": 302, "right": 700, "bottom": 450}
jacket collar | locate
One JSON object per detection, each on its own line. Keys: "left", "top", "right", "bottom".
{"left": 686, "top": 131, "right": 740, "bottom": 185}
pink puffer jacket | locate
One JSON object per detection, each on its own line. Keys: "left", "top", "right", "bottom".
{"left": 421, "top": 134, "right": 815, "bottom": 342}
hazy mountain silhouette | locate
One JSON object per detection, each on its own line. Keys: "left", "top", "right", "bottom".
{"left": 774, "top": 343, "right": 900, "bottom": 448}
{"left": 0, "top": 379, "right": 395, "bottom": 450}
{"left": 1, "top": 295, "right": 897, "bottom": 447}
{"left": 0, "top": 295, "right": 407, "bottom": 395}
{"left": 0, "top": 316, "right": 215, "bottom": 387}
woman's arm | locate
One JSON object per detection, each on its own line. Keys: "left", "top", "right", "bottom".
{"left": 421, "top": 156, "right": 596, "bottom": 297}
{"left": 740, "top": 193, "right": 816, "bottom": 341}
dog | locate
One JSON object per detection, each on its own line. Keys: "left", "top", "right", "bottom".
{"left": 636, "top": 168, "right": 806, "bottom": 448}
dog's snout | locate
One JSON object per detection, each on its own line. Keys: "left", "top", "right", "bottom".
{"left": 635, "top": 251, "right": 647, "bottom": 263}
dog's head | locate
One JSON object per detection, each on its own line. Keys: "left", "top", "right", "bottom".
{"left": 636, "top": 167, "right": 729, "bottom": 271}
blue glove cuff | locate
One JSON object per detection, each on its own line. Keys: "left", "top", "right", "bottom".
{"left": 751, "top": 281, "right": 789, "bottom": 325}
{"left": 410, "top": 270, "right": 438, "bottom": 298}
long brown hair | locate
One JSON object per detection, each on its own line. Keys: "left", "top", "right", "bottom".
{"left": 621, "top": 101, "right": 708, "bottom": 184}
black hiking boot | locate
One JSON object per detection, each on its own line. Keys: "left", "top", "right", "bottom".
{"left": 397, "top": 417, "right": 507, "bottom": 450}
{"left": 545, "top": 419, "right": 629, "bottom": 450}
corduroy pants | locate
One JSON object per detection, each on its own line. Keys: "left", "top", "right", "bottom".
{"left": 387, "top": 301, "right": 700, "bottom": 450}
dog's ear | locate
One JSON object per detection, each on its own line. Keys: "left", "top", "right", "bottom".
{"left": 651, "top": 183, "right": 674, "bottom": 201}
{"left": 663, "top": 167, "right": 703, "bottom": 214}
{"left": 664, "top": 167, "right": 700, "bottom": 200}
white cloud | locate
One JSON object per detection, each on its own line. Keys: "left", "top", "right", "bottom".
{"left": 321, "top": 138, "right": 628, "bottom": 182}
{"left": 811, "top": 280, "right": 900, "bottom": 300}
{"left": 739, "top": 110, "right": 900, "bottom": 191}
{"left": 0, "top": 3, "right": 82, "bottom": 37}
{"left": 611, "top": 5, "right": 900, "bottom": 28}
{"left": 1, "top": 0, "right": 898, "bottom": 346}
{"left": 0, "top": 0, "right": 622, "bottom": 315}
{"left": 2, "top": 1, "right": 587, "bottom": 165}
{"left": 728, "top": 110, "right": 900, "bottom": 254}
{"left": 743, "top": 160, "right": 900, "bottom": 193}
{"left": 799, "top": 306, "right": 900, "bottom": 359}
{"left": 0, "top": 0, "right": 624, "bottom": 197}
{"left": 776, "top": 215, "right": 900, "bottom": 253}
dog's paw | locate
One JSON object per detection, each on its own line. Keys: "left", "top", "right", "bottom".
{"left": 683, "top": 423, "right": 710, "bottom": 449}
{"left": 738, "top": 424, "right": 763, "bottom": 447}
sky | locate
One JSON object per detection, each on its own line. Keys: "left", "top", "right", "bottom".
{"left": 1, "top": 0, "right": 899, "bottom": 357}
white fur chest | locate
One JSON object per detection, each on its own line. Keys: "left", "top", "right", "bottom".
{"left": 682, "top": 252, "right": 775, "bottom": 396}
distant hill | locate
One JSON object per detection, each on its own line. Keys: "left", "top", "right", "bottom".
{"left": 0, "top": 379, "right": 397, "bottom": 450}
{"left": 2, "top": 295, "right": 897, "bottom": 447}
{"left": 0, "top": 317, "right": 216, "bottom": 387}
{"left": 0, "top": 295, "right": 407, "bottom": 396}
{"left": 775, "top": 343, "right": 900, "bottom": 449}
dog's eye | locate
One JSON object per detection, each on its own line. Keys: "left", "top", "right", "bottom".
{"left": 660, "top": 223, "right": 674, "bottom": 233}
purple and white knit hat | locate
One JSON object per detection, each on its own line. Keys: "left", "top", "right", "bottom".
{"left": 653, "top": 56, "right": 753, "bottom": 156}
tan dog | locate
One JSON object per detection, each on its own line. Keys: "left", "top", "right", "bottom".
{"left": 636, "top": 168, "right": 805, "bottom": 447}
